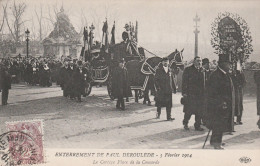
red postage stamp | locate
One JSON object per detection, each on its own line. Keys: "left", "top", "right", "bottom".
{"left": 3, "top": 120, "right": 44, "bottom": 165}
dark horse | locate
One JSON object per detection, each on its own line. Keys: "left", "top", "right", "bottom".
{"left": 125, "top": 49, "right": 184, "bottom": 104}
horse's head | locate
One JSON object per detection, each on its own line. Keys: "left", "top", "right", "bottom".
{"left": 168, "top": 48, "right": 184, "bottom": 75}
{"left": 141, "top": 57, "right": 162, "bottom": 75}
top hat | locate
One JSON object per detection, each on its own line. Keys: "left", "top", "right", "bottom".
{"left": 161, "top": 57, "right": 169, "bottom": 62}
{"left": 218, "top": 54, "right": 232, "bottom": 63}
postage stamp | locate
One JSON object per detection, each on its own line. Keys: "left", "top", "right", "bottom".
{"left": 0, "top": 120, "right": 44, "bottom": 165}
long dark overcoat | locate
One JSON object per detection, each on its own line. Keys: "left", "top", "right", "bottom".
{"left": 206, "top": 68, "right": 235, "bottom": 132}
{"left": 254, "top": 70, "right": 260, "bottom": 115}
{"left": 232, "top": 71, "right": 246, "bottom": 117}
{"left": 111, "top": 66, "right": 132, "bottom": 99}
{"left": 72, "top": 67, "right": 85, "bottom": 97}
{"left": 154, "top": 64, "right": 176, "bottom": 108}
{"left": 182, "top": 64, "right": 204, "bottom": 114}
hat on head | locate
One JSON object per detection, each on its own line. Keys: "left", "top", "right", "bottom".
{"left": 161, "top": 57, "right": 169, "bottom": 62}
{"left": 77, "top": 60, "right": 83, "bottom": 66}
{"left": 202, "top": 58, "right": 209, "bottom": 65}
{"left": 124, "top": 23, "right": 129, "bottom": 28}
{"left": 218, "top": 54, "right": 232, "bottom": 63}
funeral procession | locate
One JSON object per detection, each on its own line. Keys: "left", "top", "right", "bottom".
{"left": 1, "top": 0, "right": 260, "bottom": 154}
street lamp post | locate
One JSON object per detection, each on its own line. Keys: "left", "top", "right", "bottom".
{"left": 25, "top": 29, "right": 30, "bottom": 58}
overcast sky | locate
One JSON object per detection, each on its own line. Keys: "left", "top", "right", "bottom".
{"left": 1, "top": 0, "right": 260, "bottom": 61}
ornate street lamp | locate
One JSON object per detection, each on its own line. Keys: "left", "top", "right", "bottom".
{"left": 25, "top": 29, "right": 30, "bottom": 58}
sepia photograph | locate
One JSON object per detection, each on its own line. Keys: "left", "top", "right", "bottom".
{"left": 0, "top": 0, "right": 260, "bottom": 165}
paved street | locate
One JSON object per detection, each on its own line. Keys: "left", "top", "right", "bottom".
{"left": 0, "top": 83, "right": 259, "bottom": 149}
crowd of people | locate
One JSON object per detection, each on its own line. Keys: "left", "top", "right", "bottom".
{"left": 0, "top": 56, "right": 62, "bottom": 86}
{"left": 1, "top": 52, "right": 260, "bottom": 150}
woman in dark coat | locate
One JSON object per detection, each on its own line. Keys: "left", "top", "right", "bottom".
{"left": 112, "top": 60, "right": 132, "bottom": 110}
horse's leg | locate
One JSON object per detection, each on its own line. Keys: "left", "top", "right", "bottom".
{"left": 134, "top": 90, "right": 139, "bottom": 103}
{"left": 143, "top": 90, "right": 147, "bottom": 104}
{"left": 144, "top": 89, "right": 151, "bottom": 106}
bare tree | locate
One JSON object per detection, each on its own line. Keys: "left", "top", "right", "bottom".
{"left": 0, "top": 2, "right": 8, "bottom": 32}
{"left": 35, "top": 5, "right": 43, "bottom": 41}
{"left": 4, "top": 0, "right": 27, "bottom": 44}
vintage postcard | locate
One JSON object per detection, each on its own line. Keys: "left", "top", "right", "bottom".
{"left": 0, "top": 0, "right": 260, "bottom": 165}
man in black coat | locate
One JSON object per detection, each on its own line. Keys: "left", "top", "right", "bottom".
{"left": 232, "top": 70, "right": 246, "bottom": 125}
{"left": 201, "top": 58, "right": 211, "bottom": 125}
{"left": 1, "top": 65, "right": 11, "bottom": 105}
{"left": 206, "top": 54, "right": 235, "bottom": 149}
{"left": 182, "top": 57, "right": 205, "bottom": 131}
{"left": 60, "top": 60, "right": 72, "bottom": 97}
{"left": 254, "top": 70, "right": 260, "bottom": 129}
{"left": 112, "top": 59, "right": 132, "bottom": 110}
{"left": 72, "top": 61, "right": 85, "bottom": 102}
{"left": 154, "top": 57, "right": 176, "bottom": 121}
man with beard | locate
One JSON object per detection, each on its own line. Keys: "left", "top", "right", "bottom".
{"left": 154, "top": 57, "right": 176, "bottom": 121}
{"left": 182, "top": 57, "right": 205, "bottom": 131}
{"left": 206, "top": 54, "right": 235, "bottom": 149}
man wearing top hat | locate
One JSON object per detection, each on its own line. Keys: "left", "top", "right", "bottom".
{"left": 154, "top": 57, "right": 176, "bottom": 121}
{"left": 182, "top": 56, "right": 205, "bottom": 131}
{"left": 206, "top": 54, "right": 235, "bottom": 149}
{"left": 71, "top": 60, "right": 85, "bottom": 102}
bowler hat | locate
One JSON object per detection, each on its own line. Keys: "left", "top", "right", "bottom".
{"left": 202, "top": 58, "right": 209, "bottom": 65}
{"left": 77, "top": 60, "right": 83, "bottom": 66}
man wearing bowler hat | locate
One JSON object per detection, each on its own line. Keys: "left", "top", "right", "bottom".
{"left": 154, "top": 57, "right": 176, "bottom": 121}
{"left": 206, "top": 54, "right": 235, "bottom": 149}
{"left": 182, "top": 56, "right": 205, "bottom": 131}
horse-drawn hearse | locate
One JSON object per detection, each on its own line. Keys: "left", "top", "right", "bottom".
{"left": 81, "top": 21, "right": 184, "bottom": 103}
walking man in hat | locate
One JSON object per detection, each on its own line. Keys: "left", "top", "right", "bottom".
{"left": 154, "top": 57, "right": 176, "bottom": 121}
{"left": 206, "top": 54, "right": 235, "bottom": 149}
{"left": 182, "top": 57, "right": 205, "bottom": 131}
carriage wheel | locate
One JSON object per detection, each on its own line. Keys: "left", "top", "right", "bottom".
{"left": 83, "top": 82, "right": 92, "bottom": 97}
{"left": 107, "top": 75, "right": 115, "bottom": 100}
